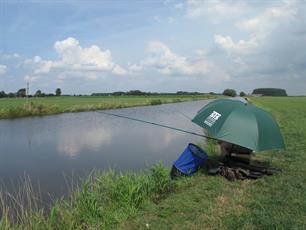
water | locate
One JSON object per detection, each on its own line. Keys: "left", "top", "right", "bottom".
{"left": 0, "top": 100, "right": 210, "bottom": 201}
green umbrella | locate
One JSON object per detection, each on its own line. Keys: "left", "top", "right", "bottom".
{"left": 192, "top": 99, "right": 285, "bottom": 152}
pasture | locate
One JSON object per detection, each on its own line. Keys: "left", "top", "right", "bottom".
{"left": 0, "top": 95, "right": 216, "bottom": 119}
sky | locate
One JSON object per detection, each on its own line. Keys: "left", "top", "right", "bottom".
{"left": 0, "top": 0, "right": 305, "bottom": 95}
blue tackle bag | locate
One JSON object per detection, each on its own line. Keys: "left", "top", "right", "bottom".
{"left": 172, "top": 143, "right": 208, "bottom": 176}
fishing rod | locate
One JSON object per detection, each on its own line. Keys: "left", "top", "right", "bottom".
{"left": 96, "top": 110, "right": 218, "bottom": 141}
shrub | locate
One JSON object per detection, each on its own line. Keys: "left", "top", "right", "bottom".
{"left": 222, "top": 89, "right": 237, "bottom": 97}
{"left": 150, "top": 99, "right": 162, "bottom": 105}
{"left": 240, "top": 91, "right": 246, "bottom": 97}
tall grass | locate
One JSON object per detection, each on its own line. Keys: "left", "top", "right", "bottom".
{"left": 0, "top": 175, "right": 43, "bottom": 229}
{"left": 0, "top": 163, "right": 172, "bottom": 229}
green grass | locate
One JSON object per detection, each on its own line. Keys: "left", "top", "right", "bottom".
{"left": 1, "top": 96, "right": 305, "bottom": 229}
{"left": 0, "top": 164, "right": 173, "bottom": 230}
{"left": 117, "top": 96, "right": 306, "bottom": 229}
{"left": 0, "top": 95, "right": 216, "bottom": 119}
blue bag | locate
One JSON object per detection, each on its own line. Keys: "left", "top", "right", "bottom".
{"left": 173, "top": 143, "right": 208, "bottom": 176}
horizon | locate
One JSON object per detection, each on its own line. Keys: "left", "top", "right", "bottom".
{"left": 0, "top": 0, "right": 305, "bottom": 96}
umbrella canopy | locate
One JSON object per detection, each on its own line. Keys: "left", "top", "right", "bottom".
{"left": 192, "top": 99, "right": 285, "bottom": 152}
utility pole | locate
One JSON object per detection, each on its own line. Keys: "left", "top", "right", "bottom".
{"left": 26, "top": 81, "right": 30, "bottom": 109}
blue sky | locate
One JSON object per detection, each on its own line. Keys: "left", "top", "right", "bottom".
{"left": 0, "top": 0, "right": 305, "bottom": 95}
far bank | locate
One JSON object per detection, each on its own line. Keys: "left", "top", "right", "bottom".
{"left": 0, "top": 95, "right": 218, "bottom": 119}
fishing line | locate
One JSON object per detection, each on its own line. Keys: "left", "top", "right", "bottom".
{"left": 176, "top": 109, "right": 192, "bottom": 120}
{"left": 96, "top": 110, "right": 217, "bottom": 140}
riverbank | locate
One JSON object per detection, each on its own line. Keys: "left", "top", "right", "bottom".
{"left": 0, "top": 95, "right": 217, "bottom": 119}
{"left": 1, "top": 97, "right": 305, "bottom": 229}
{"left": 119, "top": 96, "right": 306, "bottom": 229}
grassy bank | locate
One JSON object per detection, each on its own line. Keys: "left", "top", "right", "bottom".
{"left": 0, "top": 95, "right": 217, "bottom": 119}
{"left": 0, "top": 164, "right": 173, "bottom": 230}
{"left": 1, "top": 96, "right": 305, "bottom": 229}
{"left": 119, "top": 96, "right": 306, "bottom": 229}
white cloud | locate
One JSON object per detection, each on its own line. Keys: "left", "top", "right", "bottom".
{"left": 186, "top": 0, "right": 247, "bottom": 20}
{"left": 212, "top": 0, "right": 306, "bottom": 93}
{"left": 128, "top": 41, "right": 230, "bottom": 83}
{"left": 128, "top": 63, "right": 143, "bottom": 72}
{"left": 142, "top": 41, "right": 211, "bottom": 75}
{"left": 24, "top": 74, "right": 39, "bottom": 82}
{"left": 57, "top": 126, "right": 112, "bottom": 158}
{"left": 0, "top": 53, "right": 20, "bottom": 60}
{"left": 25, "top": 37, "right": 126, "bottom": 76}
{"left": 214, "top": 34, "right": 258, "bottom": 55}
{"left": 24, "top": 56, "right": 54, "bottom": 74}
{"left": 236, "top": 2, "right": 294, "bottom": 31}
{"left": 216, "top": 1, "right": 300, "bottom": 56}
{"left": 84, "top": 73, "right": 99, "bottom": 81}
{"left": 0, "top": 64, "right": 7, "bottom": 75}
{"left": 112, "top": 65, "right": 127, "bottom": 75}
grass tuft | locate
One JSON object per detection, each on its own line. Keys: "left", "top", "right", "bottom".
{"left": 150, "top": 99, "right": 162, "bottom": 105}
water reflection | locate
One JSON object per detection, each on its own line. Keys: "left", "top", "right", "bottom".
{"left": 0, "top": 100, "right": 210, "bottom": 200}
{"left": 57, "top": 126, "right": 112, "bottom": 158}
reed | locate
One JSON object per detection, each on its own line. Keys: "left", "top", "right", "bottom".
{"left": 0, "top": 163, "right": 172, "bottom": 229}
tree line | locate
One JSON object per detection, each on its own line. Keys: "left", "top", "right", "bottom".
{"left": 222, "top": 88, "right": 287, "bottom": 97}
{"left": 0, "top": 87, "right": 288, "bottom": 98}
{"left": 0, "top": 88, "right": 61, "bottom": 98}
{"left": 92, "top": 90, "right": 208, "bottom": 96}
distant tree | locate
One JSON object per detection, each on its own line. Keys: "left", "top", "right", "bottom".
{"left": 0, "top": 90, "right": 6, "bottom": 98}
{"left": 8, "top": 92, "right": 15, "bottom": 98}
{"left": 176, "top": 91, "right": 201, "bottom": 95}
{"left": 126, "top": 90, "right": 145, "bottom": 95}
{"left": 223, "top": 89, "right": 237, "bottom": 97}
{"left": 41, "top": 93, "right": 46, "bottom": 97}
{"left": 17, "top": 88, "right": 26, "bottom": 97}
{"left": 240, "top": 91, "right": 246, "bottom": 97}
{"left": 252, "top": 88, "right": 287, "bottom": 96}
{"left": 112, "top": 91, "right": 126, "bottom": 96}
{"left": 34, "top": 90, "right": 42, "bottom": 97}
{"left": 55, "top": 88, "right": 61, "bottom": 96}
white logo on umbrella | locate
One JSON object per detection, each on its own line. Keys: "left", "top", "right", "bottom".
{"left": 204, "top": 111, "right": 221, "bottom": 127}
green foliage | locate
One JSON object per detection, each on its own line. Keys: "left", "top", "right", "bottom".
{"left": 16, "top": 88, "right": 26, "bottom": 97}
{"left": 252, "top": 88, "right": 287, "bottom": 96}
{"left": 34, "top": 90, "right": 42, "bottom": 97}
{"left": 8, "top": 93, "right": 15, "bottom": 98}
{"left": 0, "top": 90, "right": 6, "bottom": 98}
{"left": 150, "top": 99, "right": 162, "bottom": 105}
{"left": 55, "top": 88, "right": 61, "bottom": 96}
{"left": 171, "top": 98, "right": 182, "bottom": 103}
{"left": 0, "top": 164, "right": 172, "bottom": 229}
{"left": 149, "top": 163, "right": 172, "bottom": 199}
{"left": 239, "top": 91, "right": 246, "bottom": 97}
{"left": 222, "top": 88, "right": 237, "bottom": 97}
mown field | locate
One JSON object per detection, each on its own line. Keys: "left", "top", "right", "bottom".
{"left": 0, "top": 95, "right": 216, "bottom": 119}
{"left": 0, "top": 96, "right": 305, "bottom": 229}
